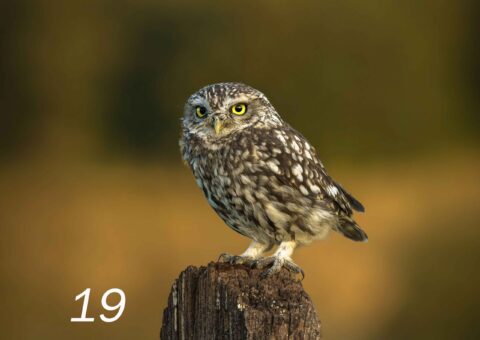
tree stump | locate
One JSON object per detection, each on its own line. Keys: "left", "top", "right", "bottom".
{"left": 160, "top": 262, "right": 321, "bottom": 339}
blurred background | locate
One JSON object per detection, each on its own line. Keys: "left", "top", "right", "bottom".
{"left": 1, "top": 0, "right": 479, "bottom": 339}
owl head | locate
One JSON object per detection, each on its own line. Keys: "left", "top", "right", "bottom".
{"left": 182, "top": 82, "right": 281, "bottom": 141}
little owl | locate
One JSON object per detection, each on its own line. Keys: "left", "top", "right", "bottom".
{"left": 180, "top": 82, "right": 367, "bottom": 277}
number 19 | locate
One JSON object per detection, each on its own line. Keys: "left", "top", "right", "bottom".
{"left": 71, "top": 288, "right": 126, "bottom": 323}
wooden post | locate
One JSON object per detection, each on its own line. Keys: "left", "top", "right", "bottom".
{"left": 160, "top": 262, "right": 321, "bottom": 339}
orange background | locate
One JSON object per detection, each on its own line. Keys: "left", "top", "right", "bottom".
{"left": 1, "top": 1, "right": 479, "bottom": 339}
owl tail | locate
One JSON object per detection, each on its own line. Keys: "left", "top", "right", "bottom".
{"left": 338, "top": 218, "right": 368, "bottom": 242}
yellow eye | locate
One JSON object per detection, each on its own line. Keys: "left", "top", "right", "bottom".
{"left": 195, "top": 106, "right": 207, "bottom": 118}
{"left": 231, "top": 103, "right": 247, "bottom": 115}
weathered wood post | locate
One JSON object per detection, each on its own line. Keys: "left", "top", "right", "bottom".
{"left": 160, "top": 262, "right": 321, "bottom": 339}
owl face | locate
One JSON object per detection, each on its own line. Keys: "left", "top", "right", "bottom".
{"left": 182, "top": 83, "right": 281, "bottom": 141}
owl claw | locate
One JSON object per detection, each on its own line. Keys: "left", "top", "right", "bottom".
{"left": 254, "top": 256, "right": 304, "bottom": 279}
{"left": 218, "top": 253, "right": 255, "bottom": 266}
{"left": 284, "top": 260, "right": 305, "bottom": 280}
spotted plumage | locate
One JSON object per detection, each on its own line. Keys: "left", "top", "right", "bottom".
{"left": 180, "top": 82, "right": 367, "bottom": 276}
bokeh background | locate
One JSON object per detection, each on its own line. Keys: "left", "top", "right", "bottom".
{"left": 1, "top": 0, "right": 479, "bottom": 339}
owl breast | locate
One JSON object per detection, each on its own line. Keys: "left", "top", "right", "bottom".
{"left": 182, "top": 125, "right": 336, "bottom": 246}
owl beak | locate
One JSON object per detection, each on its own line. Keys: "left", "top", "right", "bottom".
{"left": 213, "top": 119, "right": 223, "bottom": 135}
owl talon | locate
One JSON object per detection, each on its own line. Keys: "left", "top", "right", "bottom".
{"left": 260, "top": 260, "right": 283, "bottom": 278}
{"left": 254, "top": 256, "right": 304, "bottom": 279}
{"left": 218, "top": 253, "right": 232, "bottom": 263}
{"left": 218, "top": 253, "right": 255, "bottom": 266}
{"left": 284, "top": 260, "right": 305, "bottom": 280}
{"left": 254, "top": 256, "right": 276, "bottom": 270}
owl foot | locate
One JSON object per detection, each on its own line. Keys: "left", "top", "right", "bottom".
{"left": 218, "top": 253, "right": 255, "bottom": 266}
{"left": 254, "top": 256, "right": 304, "bottom": 279}
{"left": 218, "top": 241, "right": 270, "bottom": 267}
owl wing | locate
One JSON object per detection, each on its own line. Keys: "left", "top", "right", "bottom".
{"left": 263, "top": 126, "right": 364, "bottom": 217}
{"left": 315, "top": 163, "right": 365, "bottom": 214}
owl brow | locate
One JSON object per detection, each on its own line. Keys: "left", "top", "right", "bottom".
{"left": 226, "top": 94, "right": 260, "bottom": 105}
{"left": 190, "top": 98, "right": 209, "bottom": 107}
{"left": 239, "top": 97, "right": 264, "bottom": 106}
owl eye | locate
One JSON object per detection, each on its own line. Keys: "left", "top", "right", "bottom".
{"left": 231, "top": 103, "right": 247, "bottom": 115}
{"left": 195, "top": 106, "right": 207, "bottom": 118}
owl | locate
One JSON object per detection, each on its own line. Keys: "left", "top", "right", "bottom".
{"left": 180, "top": 82, "right": 367, "bottom": 277}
